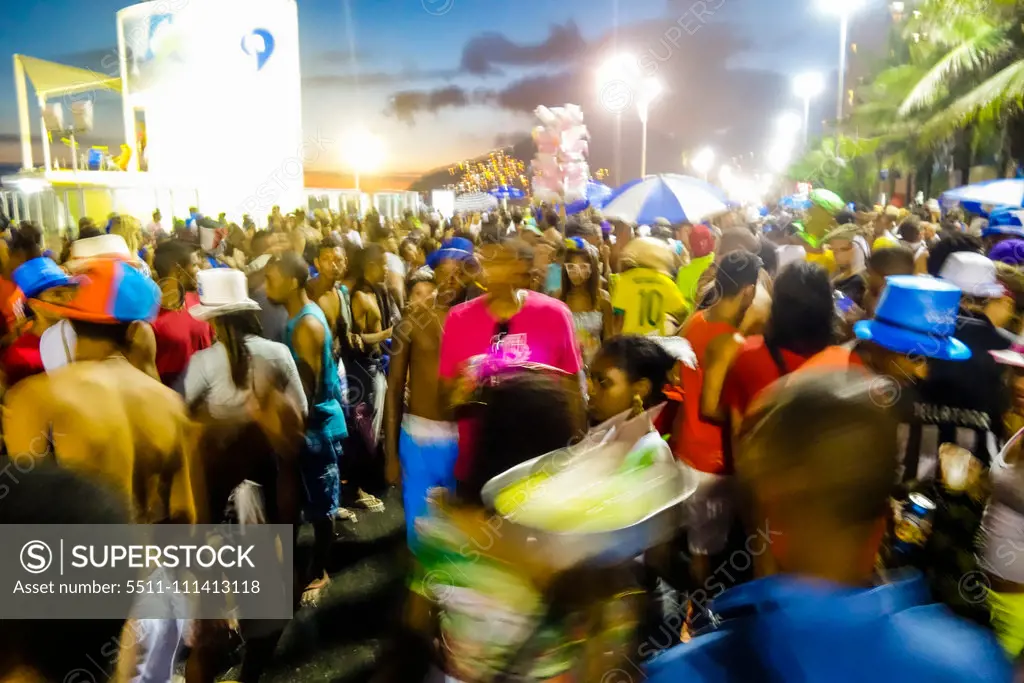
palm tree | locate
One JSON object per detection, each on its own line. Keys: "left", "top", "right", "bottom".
{"left": 787, "top": 136, "right": 880, "bottom": 205}
{"left": 897, "top": 0, "right": 1024, "bottom": 170}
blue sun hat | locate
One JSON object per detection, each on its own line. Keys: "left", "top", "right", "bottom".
{"left": 426, "top": 236, "right": 475, "bottom": 269}
{"left": 12, "top": 257, "right": 75, "bottom": 299}
{"left": 853, "top": 275, "right": 971, "bottom": 361}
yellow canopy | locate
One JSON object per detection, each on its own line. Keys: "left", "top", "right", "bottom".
{"left": 16, "top": 54, "right": 121, "bottom": 99}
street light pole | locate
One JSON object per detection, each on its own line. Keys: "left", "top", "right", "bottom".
{"left": 803, "top": 96, "right": 811, "bottom": 147}
{"left": 614, "top": 113, "right": 622, "bottom": 185}
{"left": 639, "top": 104, "right": 649, "bottom": 178}
{"left": 835, "top": 10, "right": 850, "bottom": 154}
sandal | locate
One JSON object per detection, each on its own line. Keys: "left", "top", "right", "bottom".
{"left": 300, "top": 575, "right": 331, "bottom": 607}
{"left": 351, "top": 489, "right": 385, "bottom": 513}
{"left": 334, "top": 507, "right": 358, "bottom": 523}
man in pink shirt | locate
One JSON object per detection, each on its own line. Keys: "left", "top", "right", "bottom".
{"left": 439, "top": 238, "right": 583, "bottom": 483}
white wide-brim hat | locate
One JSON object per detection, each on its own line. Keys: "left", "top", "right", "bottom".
{"left": 188, "top": 269, "right": 261, "bottom": 321}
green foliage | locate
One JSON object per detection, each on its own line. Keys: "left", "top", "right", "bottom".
{"left": 787, "top": 137, "right": 879, "bottom": 205}
{"left": 785, "top": 0, "right": 1024, "bottom": 192}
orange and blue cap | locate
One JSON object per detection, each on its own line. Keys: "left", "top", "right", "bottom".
{"left": 32, "top": 259, "right": 160, "bottom": 324}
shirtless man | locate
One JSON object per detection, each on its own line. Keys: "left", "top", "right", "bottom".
{"left": 2, "top": 259, "right": 195, "bottom": 525}
{"left": 384, "top": 244, "right": 473, "bottom": 544}
{"left": 265, "top": 252, "right": 348, "bottom": 596}
{"left": 311, "top": 235, "right": 356, "bottom": 355}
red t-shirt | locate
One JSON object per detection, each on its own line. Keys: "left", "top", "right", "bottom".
{"left": 675, "top": 311, "right": 738, "bottom": 474}
{"left": 2, "top": 332, "right": 43, "bottom": 387}
{"left": 799, "top": 345, "right": 866, "bottom": 373}
{"left": 721, "top": 336, "right": 811, "bottom": 418}
{"left": 152, "top": 306, "right": 213, "bottom": 388}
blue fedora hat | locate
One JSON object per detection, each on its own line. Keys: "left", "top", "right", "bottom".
{"left": 984, "top": 208, "right": 1024, "bottom": 239}
{"left": 12, "top": 257, "right": 75, "bottom": 300}
{"left": 853, "top": 275, "right": 971, "bottom": 361}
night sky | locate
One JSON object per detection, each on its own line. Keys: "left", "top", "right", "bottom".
{"left": 0, "top": 0, "right": 879, "bottom": 181}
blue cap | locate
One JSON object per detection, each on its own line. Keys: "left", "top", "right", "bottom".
{"left": 853, "top": 275, "right": 971, "bottom": 361}
{"left": 12, "top": 257, "right": 74, "bottom": 299}
{"left": 427, "top": 237, "right": 475, "bottom": 270}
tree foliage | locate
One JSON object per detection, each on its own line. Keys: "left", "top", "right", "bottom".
{"left": 786, "top": 0, "right": 1024, "bottom": 194}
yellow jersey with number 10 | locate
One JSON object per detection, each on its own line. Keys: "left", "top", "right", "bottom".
{"left": 612, "top": 267, "right": 687, "bottom": 336}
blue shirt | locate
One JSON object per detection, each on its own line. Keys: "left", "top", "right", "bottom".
{"left": 646, "top": 573, "right": 1011, "bottom": 683}
{"left": 284, "top": 303, "right": 347, "bottom": 440}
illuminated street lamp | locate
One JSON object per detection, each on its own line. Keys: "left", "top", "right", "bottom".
{"left": 821, "top": 0, "right": 864, "bottom": 148}
{"left": 598, "top": 54, "right": 663, "bottom": 180}
{"left": 598, "top": 53, "right": 638, "bottom": 185}
{"left": 793, "top": 72, "right": 825, "bottom": 146}
{"left": 341, "top": 127, "right": 385, "bottom": 191}
{"left": 691, "top": 146, "right": 715, "bottom": 181}
{"left": 775, "top": 111, "right": 804, "bottom": 139}
{"left": 767, "top": 142, "right": 793, "bottom": 174}
{"left": 638, "top": 77, "right": 663, "bottom": 178}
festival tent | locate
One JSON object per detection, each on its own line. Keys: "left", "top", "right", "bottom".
{"left": 454, "top": 191, "right": 499, "bottom": 213}
{"left": 941, "top": 178, "right": 1024, "bottom": 216}
{"left": 601, "top": 174, "right": 729, "bottom": 225}
{"left": 487, "top": 185, "right": 525, "bottom": 200}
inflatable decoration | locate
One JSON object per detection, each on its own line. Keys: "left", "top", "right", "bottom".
{"left": 531, "top": 104, "right": 591, "bottom": 204}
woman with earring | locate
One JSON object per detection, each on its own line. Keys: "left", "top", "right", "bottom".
{"left": 561, "top": 238, "right": 614, "bottom": 367}
{"left": 587, "top": 336, "right": 681, "bottom": 426}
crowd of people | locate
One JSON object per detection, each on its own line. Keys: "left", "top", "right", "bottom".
{"left": 0, "top": 192, "right": 1021, "bottom": 683}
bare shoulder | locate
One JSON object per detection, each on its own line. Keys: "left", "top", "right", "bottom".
{"left": 412, "top": 300, "right": 444, "bottom": 327}
{"left": 316, "top": 289, "right": 339, "bottom": 315}
{"left": 119, "top": 364, "right": 187, "bottom": 411}
{"left": 707, "top": 331, "right": 743, "bottom": 353}
{"left": 4, "top": 371, "right": 53, "bottom": 406}
{"left": 352, "top": 289, "right": 375, "bottom": 306}
{"left": 293, "top": 314, "right": 326, "bottom": 349}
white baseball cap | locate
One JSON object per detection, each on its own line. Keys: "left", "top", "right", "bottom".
{"left": 939, "top": 251, "right": 1005, "bottom": 298}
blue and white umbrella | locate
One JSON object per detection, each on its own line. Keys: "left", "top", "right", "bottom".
{"left": 983, "top": 206, "right": 1024, "bottom": 238}
{"left": 601, "top": 174, "right": 730, "bottom": 225}
{"left": 488, "top": 185, "right": 525, "bottom": 200}
{"left": 566, "top": 181, "right": 614, "bottom": 215}
{"left": 941, "top": 178, "right": 1024, "bottom": 216}
{"left": 454, "top": 191, "right": 499, "bottom": 213}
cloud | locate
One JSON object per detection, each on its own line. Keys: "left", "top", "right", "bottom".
{"left": 304, "top": 67, "right": 456, "bottom": 89}
{"left": 494, "top": 72, "right": 575, "bottom": 112}
{"left": 493, "top": 132, "right": 529, "bottom": 148}
{"left": 386, "top": 71, "right": 580, "bottom": 123}
{"left": 387, "top": 85, "right": 483, "bottom": 124}
{"left": 459, "top": 22, "right": 587, "bottom": 75}
{"left": 308, "top": 22, "right": 587, "bottom": 90}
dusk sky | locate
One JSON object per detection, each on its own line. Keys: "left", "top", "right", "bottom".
{"left": 0, "top": 0, "right": 886, "bottom": 183}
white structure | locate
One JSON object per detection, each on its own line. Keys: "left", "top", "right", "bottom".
{"left": 118, "top": 0, "right": 304, "bottom": 215}
{"left": 5, "top": 0, "right": 308, "bottom": 231}
{"left": 3, "top": 0, "right": 432, "bottom": 233}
